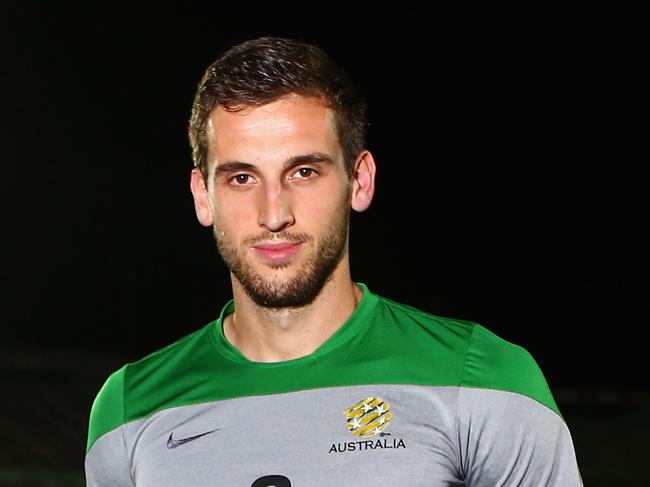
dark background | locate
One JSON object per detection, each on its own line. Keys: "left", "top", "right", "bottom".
{"left": 1, "top": 4, "right": 646, "bottom": 485}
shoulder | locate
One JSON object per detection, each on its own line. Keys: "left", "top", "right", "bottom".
{"left": 461, "top": 324, "right": 560, "bottom": 416}
{"left": 367, "top": 292, "right": 479, "bottom": 384}
{"left": 86, "top": 323, "right": 215, "bottom": 452}
{"left": 86, "top": 364, "right": 127, "bottom": 453}
{"left": 369, "top": 289, "right": 559, "bottom": 415}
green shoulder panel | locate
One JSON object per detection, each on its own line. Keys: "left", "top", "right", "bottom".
{"left": 460, "top": 324, "right": 561, "bottom": 417}
{"left": 86, "top": 364, "right": 126, "bottom": 452}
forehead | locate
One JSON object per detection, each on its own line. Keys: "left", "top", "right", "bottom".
{"left": 206, "top": 95, "right": 341, "bottom": 164}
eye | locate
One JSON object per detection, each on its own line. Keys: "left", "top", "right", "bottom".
{"left": 290, "top": 167, "right": 318, "bottom": 180}
{"left": 230, "top": 173, "right": 255, "bottom": 186}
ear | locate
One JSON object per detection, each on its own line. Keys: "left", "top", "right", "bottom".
{"left": 190, "top": 168, "right": 214, "bottom": 226}
{"left": 350, "top": 150, "right": 376, "bottom": 212}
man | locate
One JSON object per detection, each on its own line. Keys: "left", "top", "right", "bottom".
{"left": 85, "top": 36, "right": 582, "bottom": 486}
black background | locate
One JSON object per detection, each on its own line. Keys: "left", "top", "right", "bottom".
{"left": 2, "top": 4, "right": 645, "bottom": 393}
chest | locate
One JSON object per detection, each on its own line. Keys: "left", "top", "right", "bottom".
{"left": 128, "top": 385, "right": 464, "bottom": 486}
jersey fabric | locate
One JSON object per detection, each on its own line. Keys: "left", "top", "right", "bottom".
{"left": 85, "top": 283, "right": 582, "bottom": 486}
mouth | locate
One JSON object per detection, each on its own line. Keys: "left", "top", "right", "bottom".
{"left": 252, "top": 241, "right": 304, "bottom": 264}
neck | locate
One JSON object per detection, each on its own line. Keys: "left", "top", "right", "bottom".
{"left": 223, "top": 267, "right": 362, "bottom": 362}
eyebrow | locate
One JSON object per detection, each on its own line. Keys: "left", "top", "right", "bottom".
{"left": 213, "top": 152, "right": 335, "bottom": 176}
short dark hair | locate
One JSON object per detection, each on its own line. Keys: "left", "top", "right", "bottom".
{"left": 188, "top": 36, "right": 367, "bottom": 179}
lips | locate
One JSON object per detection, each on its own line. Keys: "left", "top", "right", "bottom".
{"left": 252, "top": 241, "right": 303, "bottom": 263}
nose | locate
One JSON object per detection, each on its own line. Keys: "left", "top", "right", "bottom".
{"left": 257, "top": 182, "right": 295, "bottom": 232}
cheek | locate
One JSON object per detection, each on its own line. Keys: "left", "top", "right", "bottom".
{"left": 211, "top": 196, "right": 253, "bottom": 236}
{"left": 296, "top": 186, "right": 350, "bottom": 228}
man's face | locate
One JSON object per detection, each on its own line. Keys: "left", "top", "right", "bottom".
{"left": 198, "top": 95, "right": 353, "bottom": 308}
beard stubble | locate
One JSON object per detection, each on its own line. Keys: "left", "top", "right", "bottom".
{"left": 213, "top": 195, "right": 351, "bottom": 308}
